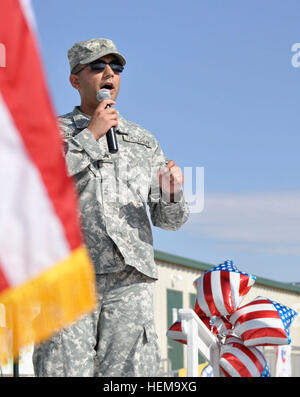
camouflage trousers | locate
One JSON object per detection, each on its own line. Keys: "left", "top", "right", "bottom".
{"left": 32, "top": 266, "right": 160, "bottom": 377}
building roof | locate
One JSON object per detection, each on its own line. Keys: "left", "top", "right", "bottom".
{"left": 154, "top": 249, "right": 300, "bottom": 295}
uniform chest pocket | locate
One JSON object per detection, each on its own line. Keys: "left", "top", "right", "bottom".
{"left": 73, "top": 164, "right": 98, "bottom": 194}
{"left": 121, "top": 135, "right": 153, "bottom": 187}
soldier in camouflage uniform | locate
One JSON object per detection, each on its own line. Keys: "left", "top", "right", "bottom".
{"left": 33, "top": 38, "right": 189, "bottom": 377}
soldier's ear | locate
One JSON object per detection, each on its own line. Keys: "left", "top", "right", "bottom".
{"left": 69, "top": 74, "right": 80, "bottom": 90}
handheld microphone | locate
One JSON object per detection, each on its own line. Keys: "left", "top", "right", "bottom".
{"left": 96, "top": 88, "right": 118, "bottom": 153}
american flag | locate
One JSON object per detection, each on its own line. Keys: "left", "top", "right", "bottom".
{"left": 230, "top": 297, "right": 297, "bottom": 346}
{"left": 219, "top": 336, "right": 271, "bottom": 377}
{"left": 194, "top": 260, "right": 256, "bottom": 317}
{"left": 0, "top": 0, "right": 96, "bottom": 364}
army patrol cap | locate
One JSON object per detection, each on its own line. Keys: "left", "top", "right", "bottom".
{"left": 68, "top": 38, "right": 126, "bottom": 73}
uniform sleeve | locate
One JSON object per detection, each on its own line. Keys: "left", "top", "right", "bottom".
{"left": 61, "top": 126, "right": 106, "bottom": 177}
{"left": 148, "top": 141, "right": 190, "bottom": 230}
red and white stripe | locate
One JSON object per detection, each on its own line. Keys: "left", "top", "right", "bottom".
{"left": 219, "top": 336, "right": 267, "bottom": 377}
{"left": 230, "top": 297, "right": 288, "bottom": 346}
{"left": 167, "top": 321, "right": 187, "bottom": 344}
{"left": 193, "top": 311, "right": 232, "bottom": 336}
{"left": 214, "top": 316, "right": 232, "bottom": 335}
{"left": 194, "top": 270, "right": 255, "bottom": 317}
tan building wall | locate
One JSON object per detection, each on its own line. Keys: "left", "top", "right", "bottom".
{"left": 153, "top": 253, "right": 300, "bottom": 371}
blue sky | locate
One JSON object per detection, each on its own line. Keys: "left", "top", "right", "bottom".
{"left": 31, "top": 0, "right": 300, "bottom": 283}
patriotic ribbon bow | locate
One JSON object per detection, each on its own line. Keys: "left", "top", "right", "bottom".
{"left": 167, "top": 260, "right": 298, "bottom": 377}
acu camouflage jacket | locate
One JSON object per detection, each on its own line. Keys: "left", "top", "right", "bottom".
{"left": 59, "top": 107, "right": 189, "bottom": 279}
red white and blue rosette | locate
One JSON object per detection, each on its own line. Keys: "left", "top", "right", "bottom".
{"left": 167, "top": 260, "right": 298, "bottom": 377}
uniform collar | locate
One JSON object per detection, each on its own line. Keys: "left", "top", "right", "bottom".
{"left": 72, "top": 106, "right": 91, "bottom": 130}
{"left": 72, "top": 106, "right": 129, "bottom": 135}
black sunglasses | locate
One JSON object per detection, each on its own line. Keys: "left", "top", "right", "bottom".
{"left": 73, "top": 60, "right": 124, "bottom": 75}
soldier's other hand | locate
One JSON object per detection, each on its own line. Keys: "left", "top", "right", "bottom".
{"left": 158, "top": 160, "right": 184, "bottom": 195}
